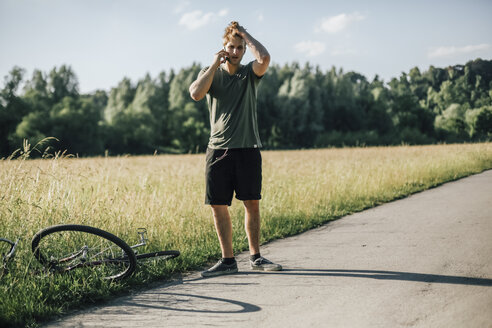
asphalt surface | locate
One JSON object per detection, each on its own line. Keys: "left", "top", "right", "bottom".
{"left": 44, "top": 170, "right": 492, "bottom": 328}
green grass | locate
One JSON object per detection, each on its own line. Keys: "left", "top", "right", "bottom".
{"left": 1, "top": 143, "right": 491, "bottom": 327}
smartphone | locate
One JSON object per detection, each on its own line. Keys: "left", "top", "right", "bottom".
{"left": 223, "top": 47, "right": 230, "bottom": 62}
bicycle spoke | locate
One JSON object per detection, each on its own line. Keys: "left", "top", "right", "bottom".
{"left": 32, "top": 225, "right": 136, "bottom": 280}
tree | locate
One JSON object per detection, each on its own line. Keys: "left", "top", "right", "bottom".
{"left": 12, "top": 66, "right": 108, "bottom": 156}
{"left": 168, "top": 64, "right": 209, "bottom": 152}
{"left": 367, "top": 75, "right": 392, "bottom": 135}
{"left": 103, "top": 76, "right": 160, "bottom": 154}
{"left": 388, "top": 73, "right": 435, "bottom": 142}
{"left": 2, "top": 59, "right": 491, "bottom": 156}
{"left": 0, "top": 67, "right": 28, "bottom": 156}
{"left": 276, "top": 64, "right": 323, "bottom": 148}
{"left": 15, "top": 95, "right": 105, "bottom": 156}
{"left": 50, "top": 96, "right": 104, "bottom": 155}
{"left": 257, "top": 64, "right": 282, "bottom": 148}
{"left": 151, "top": 71, "right": 173, "bottom": 147}
{"left": 466, "top": 106, "right": 492, "bottom": 139}
{"left": 434, "top": 103, "right": 468, "bottom": 139}
{"left": 23, "top": 69, "right": 51, "bottom": 113}
{"left": 48, "top": 65, "right": 79, "bottom": 103}
{"left": 104, "top": 77, "right": 135, "bottom": 124}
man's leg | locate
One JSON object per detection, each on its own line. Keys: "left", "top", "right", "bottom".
{"left": 211, "top": 205, "right": 234, "bottom": 258}
{"left": 243, "top": 199, "right": 260, "bottom": 255}
{"left": 201, "top": 204, "right": 238, "bottom": 277}
{"left": 202, "top": 148, "right": 238, "bottom": 277}
{"left": 244, "top": 199, "right": 282, "bottom": 271}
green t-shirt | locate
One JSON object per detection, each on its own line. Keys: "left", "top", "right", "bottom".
{"left": 201, "top": 61, "right": 262, "bottom": 149}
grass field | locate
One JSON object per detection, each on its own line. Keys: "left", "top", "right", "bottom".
{"left": 1, "top": 143, "right": 492, "bottom": 327}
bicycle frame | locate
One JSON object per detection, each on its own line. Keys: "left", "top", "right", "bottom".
{"left": 52, "top": 227, "right": 149, "bottom": 272}
{"left": 50, "top": 244, "right": 133, "bottom": 273}
{"left": 130, "top": 228, "right": 148, "bottom": 252}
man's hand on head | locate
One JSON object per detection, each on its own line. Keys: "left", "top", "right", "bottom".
{"left": 230, "top": 21, "right": 246, "bottom": 37}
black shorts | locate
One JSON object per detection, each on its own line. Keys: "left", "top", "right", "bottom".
{"left": 205, "top": 148, "right": 262, "bottom": 206}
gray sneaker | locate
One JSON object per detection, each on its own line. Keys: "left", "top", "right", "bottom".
{"left": 201, "top": 259, "right": 238, "bottom": 278}
{"left": 250, "top": 257, "right": 282, "bottom": 271}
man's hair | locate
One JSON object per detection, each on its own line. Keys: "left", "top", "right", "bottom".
{"left": 222, "top": 21, "right": 246, "bottom": 46}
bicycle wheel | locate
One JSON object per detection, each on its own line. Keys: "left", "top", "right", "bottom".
{"left": 136, "top": 250, "right": 180, "bottom": 261}
{"left": 32, "top": 224, "right": 137, "bottom": 280}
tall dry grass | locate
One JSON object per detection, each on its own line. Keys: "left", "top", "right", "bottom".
{"left": 1, "top": 143, "right": 491, "bottom": 327}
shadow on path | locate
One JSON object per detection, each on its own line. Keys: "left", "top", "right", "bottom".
{"left": 112, "top": 292, "right": 261, "bottom": 314}
{"left": 81, "top": 269, "right": 490, "bottom": 317}
{"left": 229, "top": 269, "right": 492, "bottom": 286}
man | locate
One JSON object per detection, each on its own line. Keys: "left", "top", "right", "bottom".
{"left": 189, "top": 21, "right": 282, "bottom": 277}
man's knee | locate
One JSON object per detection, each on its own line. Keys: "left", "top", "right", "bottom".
{"left": 210, "top": 205, "right": 230, "bottom": 220}
{"left": 211, "top": 204, "right": 228, "bottom": 211}
{"left": 243, "top": 200, "right": 260, "bottom": 212}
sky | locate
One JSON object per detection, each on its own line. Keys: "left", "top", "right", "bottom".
{"left": 1, "top": 0, "right": 491, "bottom": 94}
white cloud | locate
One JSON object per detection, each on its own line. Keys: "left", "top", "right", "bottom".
{"left": 428, "top": 43, "right": 491, "bottom": 58}
{"left": 294, "top": 41, "right": 326, "bottom": 57}
{"left": 317, "top": 12, "right": 365, "bottom": 34}
{"left": 330, "top": 46, "right": 357, "bottom": 56}
{"left": 179, "top": 9, "right": 228, "bottom": 30}
{"left": 257, "top": 12, "right": 264, "bottom": 22}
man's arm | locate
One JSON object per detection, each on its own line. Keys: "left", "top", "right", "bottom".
{"left": 235, "top": 24, "right": 270, "bottom": 77}
{"left": 189, "top": 49, "right": 228, "bottom": 101}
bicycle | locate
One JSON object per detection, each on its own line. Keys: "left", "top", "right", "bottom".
{"left": 1, "top": 224, "right": 180, "bottom": 281}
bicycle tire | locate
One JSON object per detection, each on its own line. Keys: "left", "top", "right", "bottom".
{"left": 136, "top": 250, "right": 180, "bottom": 261}
{"left": 31, "top": 224, "right": 137, "bottom": 280}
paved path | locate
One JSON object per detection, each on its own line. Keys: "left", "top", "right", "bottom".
{"left": 44, "top": 171, "right": 492, "bottom": 328}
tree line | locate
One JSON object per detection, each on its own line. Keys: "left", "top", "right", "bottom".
{"left": 1, "top": 58, "right": 491, "bottom": 158}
